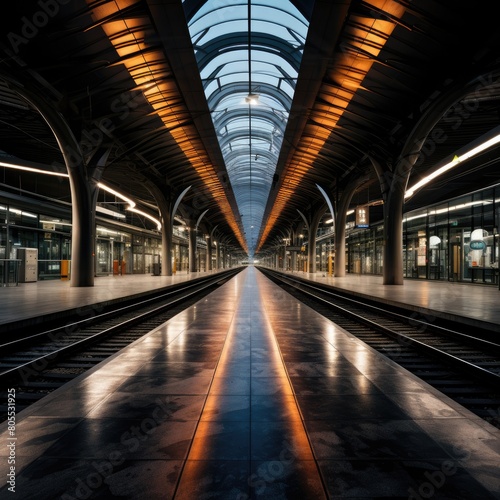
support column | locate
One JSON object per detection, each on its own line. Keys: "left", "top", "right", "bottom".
{"left": 291, "top": 249, "right": 297, "bottom": 272}
{"left": 307, "top": 233, "right": 316, "bottom": 274}
{"left": 206, "top": 236, "right": 213, "bottom": 271}
{"left": 7, "top": 80, "right": 97, "bottom": 286}
{"left": 161, "top": 216, "right": 173, "bottom": 276}
{"left": 188, "top": 222, "right": 197, "bottom": 273}
{"left": 334, "top": 178, "right": 368, "bottom": 277}
{"left": 221, "top": 245, "right": 226, "bottom": 269}
{"left": 372, "top": 74, "right": 490, "bottom": 283}
{"left": 215, "top": 242, "right": 220, "bottom": 270}
{"left": 70, "top": 176, "right": 98, "bottom": 286}
{"left": 383, "top": 180, "right": 406, "bottom": 284}
{"left": 307, "top": 208, "right": 326, "bottom": 274}
{"left": 143, "top": 181, "right": 174, "bottom": 276}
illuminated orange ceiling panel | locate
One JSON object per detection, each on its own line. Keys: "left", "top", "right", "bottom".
{"left": 86, "top": 0, "right": 247, "bottom": 252}
{"left": 257, "top": 0, "right": 406, "bottom": 251}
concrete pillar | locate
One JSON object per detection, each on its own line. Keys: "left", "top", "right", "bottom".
{"left": 70, "top": 176, "right": 98, "bottom": 286}
{"left": 334, "top": 178, "right": 367, "bottom": 277}
{"left": 206, "top": 236, "right": 213, "bottom": 271}
{"left": 161, "top": 217, "right": 173, "bottom": 276}
{"left": 215, "top": 242, "right": 220, "bottom": 270}
{"left": 307, "top": 208, "right": 326, "bottom": 274}
{"left": 188, "top": 222, "right": 197, "bottom": 273}
{"left": 383, "top": 181, "right": 405, "bottom": 284}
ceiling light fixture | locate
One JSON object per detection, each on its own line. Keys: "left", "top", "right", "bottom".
{"left": 245, "top": 93, "right": 259, "bottom": 105}
{"left": 0, "top": 161, "right": 69, "bottom": 177}
{"left": 87, "top": 0, "right": 247, "bottom": 252}
{"left": 97, "top": 182, "right": 161, "bottom": 230}
{"left": 405, "top": 133, "right": 500, "bottom": 199}
{"left": 257, "top": 0, "right": 406, "bottom": 252}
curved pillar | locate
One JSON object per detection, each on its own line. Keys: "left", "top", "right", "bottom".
{"left": 383, "top": 187, "right": 405, "bottom": 284}
{"left": 334, "top": 177, "right": 368, "bottom": 277}
{"left": 206, "top": 236, "right": 213, "bottom": 271}
{"left": 307, "top": 234, "right": 316, "bottom": 274}
{"left": 161, "top": 216, "right": 173, "bottom": 276}
{"left": 373, "top": 74, "right": 498, "bottom": 284}
{"left": 307, "top": 207, "right": 327, "bottom": 274}
{"left": 215, "top": 242, "right": 220, "bottom": 270}
{"left": 143, "top": 181, "right": 173, "bottom": 276}
{"left": 220, "top": 245, "right": 226, "bottom": 269}
{"left": 291, "top": 250, "right": 297, "bottom": 272}
{"left": 333, "top": 216, "right": 346, "bottom": 278}
{"left": 5, "top": 78, "right": 96, "bottom": 286}
{"left": 70, "top": 177, "right": 98, "bottom": 286}
{"left": 188, "top": 222, "right": 197, "bottom": 273}
{"left": 371, "top": 155, "right": 409, "bottom": 285}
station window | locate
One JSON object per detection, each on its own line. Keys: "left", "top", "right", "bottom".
{"left": 9, "top": 207, "right": 38, "bottom": 228}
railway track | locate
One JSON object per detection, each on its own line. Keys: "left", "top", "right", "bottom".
{"left": 0, "top": 268, "right": 242, "bottom": 420}
{"left": 259, "top": 268, "right": 500, "bottom": 429}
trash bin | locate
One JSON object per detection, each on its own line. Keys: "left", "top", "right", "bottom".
{"left": 61, "top": 259, "right": 70, "bottom": 280}
{"left": 152, "top": 263, "right": 161, "bottom": 276}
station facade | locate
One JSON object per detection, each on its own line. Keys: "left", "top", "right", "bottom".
{"left": 262, "top": 182, "right": 499, "bottom": 287}
{"left": 3, "top": 181, "right": 500, "bottom": 285}
{"left": 0, "top": 190, "right": 231, "bottom": 282}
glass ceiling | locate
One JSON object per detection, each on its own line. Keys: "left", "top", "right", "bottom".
{"left": 182, "top": 0, "right": 309, "bottom": 256}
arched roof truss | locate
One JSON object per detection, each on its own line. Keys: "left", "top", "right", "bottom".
{"left": 183, "top": 0, "right": 309, "bottom": 256}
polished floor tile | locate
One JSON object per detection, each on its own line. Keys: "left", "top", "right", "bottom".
{"left": 10, "top": 457, "right": 183, "bottom": 500}
{"left": 1, "top": 267, "right": 499, "bottom": 499}
{"left": 173, "top": 460, "right": 250, "bottom": 500}
{"left": 317, "top": 459, "right": 499, "bottom": 499}
{"left": 289, "top": 375, "right": 383, "bottom": 395}
{"left": 306, "top": 418, "right": 451, "bottom": 460}
{"left": 43, "top": 417, "right": 197, "bottom": 460}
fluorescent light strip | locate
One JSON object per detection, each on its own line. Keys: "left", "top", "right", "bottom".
{"left": 1, "top": 157, "right": 162, "bottom": 230}
{"left": 96, "top": 206, "right": 126, "bottom": 219}
{"left": 404, "top": 199, "right": 492, "bottom": 222}
{"left": 97, "top": 182, "right": 136, "bottom": 208}
{"left": 98, "top": 182, "right": 161, "bottom": 230}
{"left": 405, "top": 133, "right": 500, "bottom": 199}
{"left": 0, "top": 161, "right": 69, "bottom": 177}
{"left": 40, "top": 219, "right": 73, "bottom": 226}
{"left": 127, "top": 206, "right": 161, "bottom": 230}
{"left": 9, "top": 208, "right": 37, "bottom": 217}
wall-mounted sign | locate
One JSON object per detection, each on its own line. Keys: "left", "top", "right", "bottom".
{"left": 355, "top": 206, "right": 369, "bottom": 228}
{"left": 470, "top": 240, "right": 486, "bottom": 250}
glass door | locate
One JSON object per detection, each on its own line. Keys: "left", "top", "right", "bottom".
{"left": 96, "top": 239, "right": 111, "bottom": 275}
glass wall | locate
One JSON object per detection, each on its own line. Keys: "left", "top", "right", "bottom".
{"left": 0, "top": 191, "right": 223, "bottom": 280}
{"left": 0, "top": 204, "right": 7, "bottom": 259}
{"left": 346, "top": 184, "right": 499, "bottom": 285}
{"left": 95, "top": 227, "right": 132, "bottom": 276}
{"left": 347, "top": 226, "right": 384, "bottom": 275}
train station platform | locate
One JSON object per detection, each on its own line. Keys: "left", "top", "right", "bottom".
{"left": 281, "top": 270, "right": 500, "bottom": 334}
{"left": 1, "top": 267, "right": 499, "bottom": 335}
{"left": 0, "top": 270, "right": 226, "bottom": 332}
{"left": 1, "top": 267, "right": 499, "bottom": 499}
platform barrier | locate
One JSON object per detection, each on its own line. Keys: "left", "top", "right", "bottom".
{"left": 0, "top": 259, "right": 21, "bottom": 286}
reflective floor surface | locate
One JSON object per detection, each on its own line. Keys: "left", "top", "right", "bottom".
{"left": 0, "top": 267, "right": 499, "bottom": 499}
